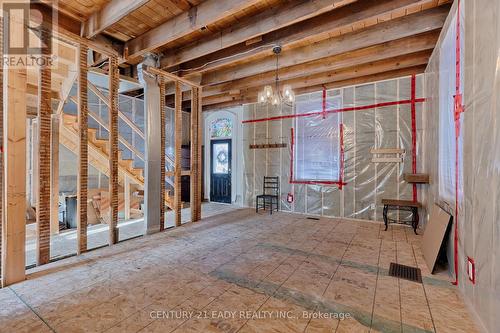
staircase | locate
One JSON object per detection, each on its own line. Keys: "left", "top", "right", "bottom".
{"left": 59, "top": 92, "right": 174, "bottom": 211}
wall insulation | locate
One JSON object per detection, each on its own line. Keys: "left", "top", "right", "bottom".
{"left": 423, "top": 0, "right": 500, "bottom": 331}
{"left": 242, "top": 75, "right": 424, "bottom": 222}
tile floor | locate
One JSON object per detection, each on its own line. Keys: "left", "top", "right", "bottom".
{"left": 1, "top": 209, "right": 478, "bottom": 333}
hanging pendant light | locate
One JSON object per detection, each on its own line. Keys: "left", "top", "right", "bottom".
{"left": 257, "top": 45, "right": 295, "bottom": 106}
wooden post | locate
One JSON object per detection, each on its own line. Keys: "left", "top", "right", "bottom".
{"left": 0, "top": 15, "right": 4, "bottom": 280}
{"left": 159, "top": 78, "right": 166, "bottom": 231}
{"left": 2, "top": 59, "right": 27, "bottom": 285}
{"left": 50, "top": 115, "right": 60, "bottom": 235}
{"left": 190, "top": 87, "right": 202, "bottom": 222}
{"left": 124, "top": 176, "right": 131, "bottom": 220}
{"left": 77, "top": 44, "right": 88, "bottom": 254}
{"left": 174, "top": 81, "right": 182, "bottom": 227}
{"left": 36, "top": 28, "right": 52, "bottom": 265}
{"left": 108, "top": 56, "right": 119, "bottom": 244}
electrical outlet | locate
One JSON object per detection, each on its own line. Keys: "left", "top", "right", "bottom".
{"left": 467, "top": 257, "right": 475, "bottom": 284}
{"left": 370, "top": 203, "right": 376, "bottom": 210}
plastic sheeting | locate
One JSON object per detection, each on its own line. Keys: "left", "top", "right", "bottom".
{"left": 242, "top": 75, "right": 423, "bottom": 221}
{"left": 423, "top": 0, "right": 500, "bottom": 331}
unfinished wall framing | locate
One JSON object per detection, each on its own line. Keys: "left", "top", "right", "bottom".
{"left": 242, "top": 74, "right": 424, "bottom": 222}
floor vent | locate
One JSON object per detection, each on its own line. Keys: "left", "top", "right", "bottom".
{"left": 389, "top": 263, "right": 422, "bottom": 283}
{"left": 306, "top": 217, "right": 320, "bottom": 220}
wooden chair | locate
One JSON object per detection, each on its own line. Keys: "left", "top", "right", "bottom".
{"left": 256, "top": 176, "right": 279, "bottom": 214}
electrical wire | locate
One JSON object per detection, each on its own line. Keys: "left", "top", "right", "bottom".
{"left": 171, "top": 43, "right": 277, "bottom": 74}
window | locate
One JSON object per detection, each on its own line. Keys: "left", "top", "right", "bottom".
{"left": 293, "top": 90, "right": 343, "bottom": 183}
{"left": 210, "top": 118, "right": 232, "bottom": 138}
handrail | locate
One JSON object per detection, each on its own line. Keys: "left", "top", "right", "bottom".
{"left": 88, "top": 82, "right": 145, "bottom": 140}
{"left": 70, "top": 96, "right": 145, "bottom": 160}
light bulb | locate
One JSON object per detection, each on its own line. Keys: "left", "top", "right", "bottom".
{"left": 258, "top": 92, "right": 265, "bottom": 103}
{"left": 283, "top": 84, "right": 292, "bottom": 97}
{"left": 264, "top": 85, "right": 273, "bottom": 98}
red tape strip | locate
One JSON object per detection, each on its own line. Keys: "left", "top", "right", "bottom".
{"left": 452, "top": 0, "right": 463, "bottom": 286}
{"left": 243, "top": 98, "right": 426, "bottom": 124}
{"left": 411, "top": 74, "right": 418, "bottom": 202}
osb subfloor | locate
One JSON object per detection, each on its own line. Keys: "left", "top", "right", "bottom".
{"left": 25, "top": 202, "right": 239, "bottom": 267}
{"left": 1, "top": 210, "right": 478, "bottom": 333}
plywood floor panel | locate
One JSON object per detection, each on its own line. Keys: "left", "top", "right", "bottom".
{"left": 0, "top": 210, "right": 479, "bottom": 333}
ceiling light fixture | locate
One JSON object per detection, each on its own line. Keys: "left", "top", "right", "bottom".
{"left": 258, "top": 45, "right": 295, "bottom": 106}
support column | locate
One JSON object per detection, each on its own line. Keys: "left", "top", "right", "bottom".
{"left": 50, "top": 115, "right": 60, "bottom": 235}
{"left": 2, "top": 61, "right": 27, "bottom": 286}
{"left": 36, "top": 28, "right": 52, "bottom": 265}
{"left": 174, "top": 82, "right": 182, "bottom": 227}
{"left": 159, "top": 78, "right": 166, "bottom": 231}
{"left": 77, "top": 44, "right": 88, "bottom": 254}
{"left": 0, "top": 15, "right": 4, "bottom": 280}
{"left": 124, "top": 176, "right": 131, "bottom": 220}
{"left": 190, "top": 87, "right": 202, "bottom": 222}
{"left": 108, "top": 56, "right": 119, "bottom": 244}
{"left": 138, "top": 55, "right": 162, "bottom": 234}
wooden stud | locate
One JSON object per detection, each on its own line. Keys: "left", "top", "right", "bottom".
{"left": 77, "top": 44, "right": 88, "bottom": 254}
{"left": 51, "top": 115, "right": 60, "bottom": 235}
{"left": 36, "top": 28, "right": 52, "bottom": 265}
{"left": 174, "top": 81, "right": 182, "bottom": 227}
{"left": 190, "top": 87, "right": 202, "bottom": 222}
{"left": 108, "top": 56, "right": 119, "bottom": 244}
{"left": 159, "top": 78, "right": 166, "bottom": 231}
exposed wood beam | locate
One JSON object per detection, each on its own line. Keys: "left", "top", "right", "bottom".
{"left": 32, "top": 3, "right": 124, "bottom": 59}
{"left": 190, "top": 86, "right": 202, "bottom": 222}
{"left": 203, "top": 31, "right": 439, "bottom": 97}
{"left": 2, "top": 65, "right": 27, "bottom": 286}
{"left": 124, "top": 0, "right": 262, "bottom": 61}
{"left": 36, "top": 28, "right": 52, "bottom": 265}
{"left": 174, "top": 82, "right": 182, "bottom": 227}
{"left": 201, "top": 6, "right": 448, "bottom": 86}
{"left": 159, "top": 78, "right": 166, "bottom": 231}
{"left": 203, "top": 52, "right": 430, "bottom": 107}
{"left": 109, "top": 56, "right": 120, "bottom": 245}
{"left": 160, "top": 0, "right": 356, "bottom": 69}
{"left": 83, "top": 0, "right": 151, "bottom": 38}
{"left": 204, "top": 65, "right": 426, "bottom": 111}
{"left": 77, "top": 44, "right": 88, "bottom": 255}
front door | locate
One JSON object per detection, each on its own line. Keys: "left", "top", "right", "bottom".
{"left": 210, "top": 139, "right": 231, "bottom": 203}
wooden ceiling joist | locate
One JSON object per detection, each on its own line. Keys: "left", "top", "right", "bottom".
{"left": 124, "top": 0, "right": 264, "bottom": 61}
{"left": 201, "top": 5, "right": 449, "bottom": 86}
{"left": 164, "top": 0, "right": 442, "bottom": 73}
{"left": 160, "top": 0, "right": 357, "bottom": 69}
{"left": 202, "top": 51, "right": 430, "bottom": 108}
{"left": 203, "top": 65, "right": 426, "bottom": 112}
{"left": 83, "top": 0, "right": 151, "bottom": 38}
{"left": 202, "top": 31, "right": 439, "bottom": 97}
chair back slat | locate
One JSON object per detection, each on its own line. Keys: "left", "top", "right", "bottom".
{"left": 263, "top": 176, "right": 279, "bottom": 196}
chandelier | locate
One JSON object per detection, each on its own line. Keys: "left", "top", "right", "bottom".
{"left": 258, "top": 45, "right": 295, "bottom": 106}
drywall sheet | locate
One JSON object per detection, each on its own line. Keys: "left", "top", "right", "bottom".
{"left": 422, "top": 204, "right": 451, "bottom": 273}
{"left": 423, "top": 1, "right": 500, "bottom": 331}
{"left": 242, "top": 74, "right": 423, "bottom": 221}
